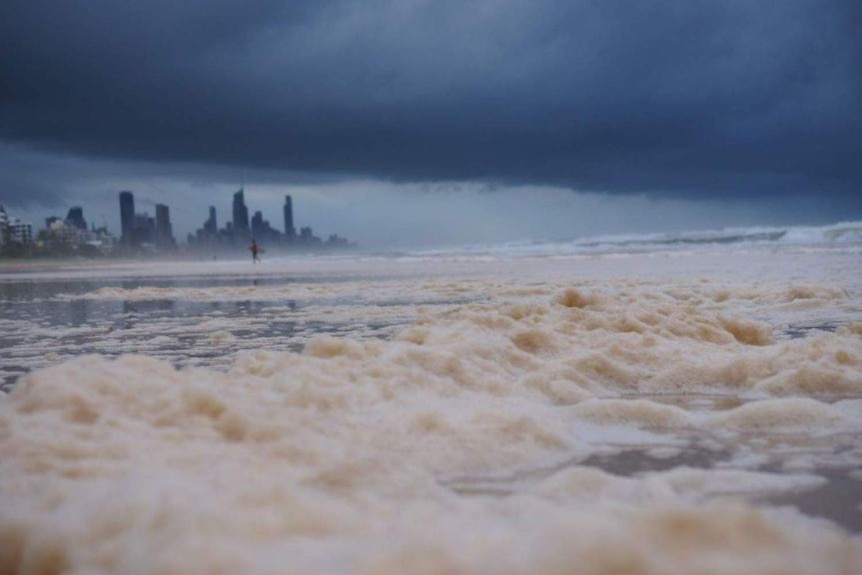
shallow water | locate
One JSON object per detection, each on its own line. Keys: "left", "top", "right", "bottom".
{"left": 0, "top": 272, "right": 479, "bottom": 391}
{"left": 1, "top": 245, "right": 861, "bottom": 574}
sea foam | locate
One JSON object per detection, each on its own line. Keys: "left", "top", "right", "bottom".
{"left": 1, "top": 245, "right": 861, "bottom": 574}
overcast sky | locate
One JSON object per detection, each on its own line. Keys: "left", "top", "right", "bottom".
{"left": 1, "top": 0, "right": 860, "bottom": 246}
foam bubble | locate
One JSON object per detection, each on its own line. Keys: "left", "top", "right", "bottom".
{"left": 209, "top": 330, "right": 235, "bottom": 345}
{"left": 710, "top": 398, "right": 845, "bottom": 432}
{"left": 571, "top": 399, "right": 691, "bottom": 428}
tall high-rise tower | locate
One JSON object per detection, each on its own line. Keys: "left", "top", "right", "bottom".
{"left": 119, "top": 191, "right": 135, "bottom": 245}
{"left": 204, "top": 206, "right": 217, "bottom": 236}
{"left": 283, "top": 195, "right": 296, "bottom": 241}
{"left": 155, "top": 204, "right": 174, "bottom": 248}
{"left": 232, "top": 189, "right": 249, "bottom": 236}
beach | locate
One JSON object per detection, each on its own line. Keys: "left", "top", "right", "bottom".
{"left": 1, "top": 232, "right": 861, "bottom": 574}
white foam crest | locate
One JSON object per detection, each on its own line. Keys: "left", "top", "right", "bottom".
{"left": 532, "top": 466, "right": 827, "bottom": 503}
{"left": 55, "top": 278, "right": 488, "bottom": 303}
{"left": 394, "top": 220, "right": 862, "bottom": 259}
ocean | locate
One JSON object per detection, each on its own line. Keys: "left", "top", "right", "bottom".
{"left": 1, "top": 221, "right": 861, "bottom": 574}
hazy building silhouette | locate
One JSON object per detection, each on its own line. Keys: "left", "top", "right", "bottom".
{"left": 205, "top": 206, "right": 217, "bottom": 236}
{"left": 326, "top": 233, "right": 348, "bottom": 247}
{"left": 8, "top": 220, "right": 33, "bottom": 246}
{"left": 119, "top": 191, "right": 135, "bottom": 245}
{"left": 155, "top": 204, "right": 175, "bottom": 248}
{"left": 232, "top": 189, "right": 249, "bottom": 237}
{"left": 0, "top": 205, "right": 7, "bottom": 248}
{"left": 283, "top": 195, "right": 296, "bottom": 241}
{"left": 299, "top": 226, "right": 322, "bottom": 246}
{"left": 251, "top": 210, "right": 264, "bottom": 239}
{"left": 251, "top": 210, "right": 280, "bottom": 241}
{"left": 0, "top": 205, "right": 33, "bottom": 249}
{"left": 133, "top": 213, "right": 155, "bottom": 245}
{"left": 190, "top": 206, "right": 219, "bottom": 246}
{"left": 65, "top": 207, "right": 87, "bottom": 230}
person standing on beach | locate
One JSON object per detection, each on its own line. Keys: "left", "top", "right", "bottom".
{"left": 250, "top": 239, "right": 261, "bottom": 263}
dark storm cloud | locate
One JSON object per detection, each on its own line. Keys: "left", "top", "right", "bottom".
{"left": 1, "top": 0, "right": 860, "bottom": 204}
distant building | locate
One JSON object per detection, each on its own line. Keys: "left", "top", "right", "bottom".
{"left": 0, "top": 205, "right": 8, "bottom": 248}
{"left": 38, "top": 217, "right": 117, "bottom": 256}
{"left": 251, "top": 210, "right": 280, "bottom": 242}
{"left": 155, "top": 204, "right": 175, "bottom": 249}
{"left": 0, "top": 204, "right": 33, "bottom": 250}
{"left": 283, "top": 195, "right": 296, "bottom": 241}
{"left": 116, "top": 191, "right": 174, "bottom": 252}
{"left": 133, "top": 213, "right": 156, "bottom": 246}
{"left": 40, "top": 219, "right": 83, "bottom": 252}
{"left": 188, "top": 206, "right": 219, "bottom": 247}
{"left": 232, "top": 189, "right": 249, "bottom": 237}
{"left": 119, "top": 191, "right": 135, "bottom": 245}
{"left": 326, "top": 233, "right": 349, "bottom": 247}
{"left": 205, "top": 206, "right": 217, "bottom": 236}
{"left": 65, "top": 206, "right": 87, "bottom": 230}
{"left": 190, "top": 205, "right": 220, "bottom": 248}
{"left": 251, "top": 210, "right": 264, "bottom": 239}
{"left": 299, "top": 226, "right": 322, "bottom": 246}
{"left": 6, "top": 217, "right": 33, "bottom": 247}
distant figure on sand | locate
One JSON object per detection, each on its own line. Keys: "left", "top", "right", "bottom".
{"left": 250, "top": 239, "right": 261, "bottom": 263}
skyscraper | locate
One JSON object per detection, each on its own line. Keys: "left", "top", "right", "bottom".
{"left": 205, "top": 206, "right": 217, "bottom": 236}
{"left": 155, "top": 204, "right": 174, "bottom": 248}
{"left": 119, "top": 191, "right": 135, "bottom": 245}
{"left": 232, "top": 189, "right": 249, "bottom": 236}
{"left": 283, "top": 195, "right": 296, "bottom": 241}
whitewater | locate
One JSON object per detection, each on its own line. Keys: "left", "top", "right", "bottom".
{"left": 1, "top": 222, "right": 861, "bottom": 574}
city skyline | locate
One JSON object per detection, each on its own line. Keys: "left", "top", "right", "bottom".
{"left": 187, "top": 188, "right": 348, "bottom": 250}
{"left": 0, "top": 185, "right": 353, "bottom": 257}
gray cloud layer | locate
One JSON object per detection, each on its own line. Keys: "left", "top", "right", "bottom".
{"left": 2, "top": 0, "right": 860, "bottom": 205}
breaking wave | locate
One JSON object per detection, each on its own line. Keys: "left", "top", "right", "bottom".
{"left": 402, "top": 220, "right": 862, "bottom": 258}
